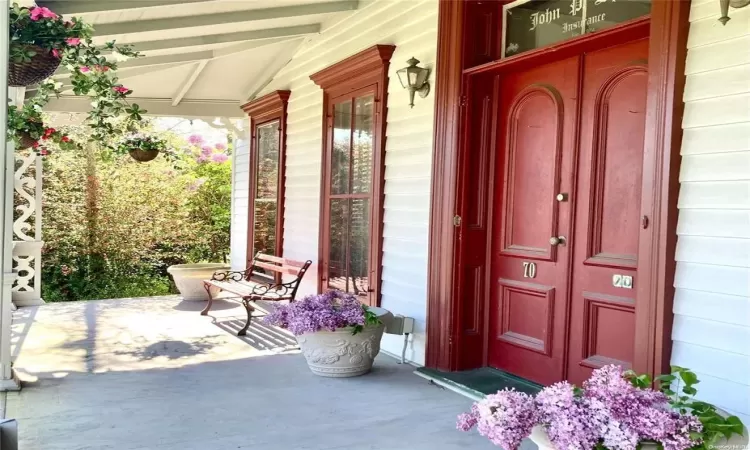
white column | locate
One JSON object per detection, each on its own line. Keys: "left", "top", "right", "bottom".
{"left": 0, "top": 0, "right": 22, "bottom": 390}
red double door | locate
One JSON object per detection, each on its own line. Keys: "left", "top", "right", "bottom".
{"left": 490, "top": 39, "right": 649, "bottom": 386}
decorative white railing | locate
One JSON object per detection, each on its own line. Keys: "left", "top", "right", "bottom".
{"left": 11, "top": 152, "right": 44, "bottom": 307}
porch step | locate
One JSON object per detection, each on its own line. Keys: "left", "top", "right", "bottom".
{"left": 414, "top": 367, "right": 542, "bottom": 400}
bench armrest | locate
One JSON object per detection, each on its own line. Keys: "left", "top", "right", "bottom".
{"left": 210, "top": 270, "right": 247, "bottom": 282}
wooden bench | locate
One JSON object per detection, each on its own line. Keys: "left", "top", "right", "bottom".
{"left": 201, "top": 253, "right": 312, "bottom": 336}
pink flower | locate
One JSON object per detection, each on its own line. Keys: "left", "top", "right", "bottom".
{"left": 112, "top": 86, "right": 129, "bottom": 94}
{"left": 29, "top": 7, "right": 58, "bottom": 21}
{"left": 66, "top": 38, "right": 81, "bottom": 46}
{"left": 79, "top": 66, "right": 91, "bottom": 73}
{"left": 211, "top": 153, "right": 228, "bottom": 163}
{"left": 201, "top": 145, "right": 213, "bottom": 155}
{"left": 196, "top": 155, "right": 209, "bottom": 163}
{"left": 187, "top": 134, "right": 204, "bottom": 145}
{"left": 214, "top": 142, "right": 227, "bottom": 150}
{"left": 51, "top": 49, "right": 61, "bottom": 58}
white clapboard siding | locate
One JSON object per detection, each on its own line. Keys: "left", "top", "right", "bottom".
{"left": 673, "top": 1, "right": 750, "bottom": 424}
{"left": 229, "top": 135, "right": 250, "bottom": 271}
{"left": 227, "top": 0, "right": 439, "bottom": 364}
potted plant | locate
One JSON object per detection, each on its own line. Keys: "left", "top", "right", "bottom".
{"left": 264, "top": 290, "right": 387, "bottom": 377}
{"left": 115, "top": 132, "right": 168, "bottom": 162}
{"left": 8, "top": 4, "right": 91, "bottom": 86}
{"left": 457, "top": 365, "right": 746, "bottom": 450}
{"left": 7, "top": 104, "right": 74, "bottom": 151}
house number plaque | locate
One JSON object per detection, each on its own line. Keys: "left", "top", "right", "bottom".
{"left": 522, "top": 261, "right": 537, "bottom": 278}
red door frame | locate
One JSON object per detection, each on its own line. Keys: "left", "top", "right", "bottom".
{"left": 426, "top": 0, "right": 690, "bottom": 379}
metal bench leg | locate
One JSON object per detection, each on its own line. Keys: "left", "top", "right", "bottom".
{"left": 201, "top": 283, "right": 214, "bottom": 316}
{"left": 238, "top": 300, "right": 254, "bottom": 336}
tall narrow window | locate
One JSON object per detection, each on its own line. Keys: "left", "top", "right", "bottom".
{"left": 311, "top": 45, "right": 395, "bottom": 306}
{"left": 241, "top": 91, "right": 290, "bottom": 265}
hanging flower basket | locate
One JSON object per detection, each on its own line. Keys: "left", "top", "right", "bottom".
{"left": 117, "top": 133, "right": 167, "bottom": 163}
{"left": 8, "top": 44, "right": 62, "bottom": 87}
{"left": 128, "top": 148, "right": 160, "bottom": 162}
{"left": 15, "top": 131, "right": 37, "bottom": 150}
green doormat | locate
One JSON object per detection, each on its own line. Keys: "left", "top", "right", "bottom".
{"left": 415, "top": 367, "right": 542, "bottom": 400}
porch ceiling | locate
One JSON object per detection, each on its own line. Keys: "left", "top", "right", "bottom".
{"left": 37, "top": 0, "right": 362, "bottom": 118}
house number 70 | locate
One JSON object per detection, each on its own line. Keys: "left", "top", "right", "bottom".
{"left": 522, "top": 262, "right": 537, "bottom": 279}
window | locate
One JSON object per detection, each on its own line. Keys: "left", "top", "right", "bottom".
{"left": 311, "top": 45, "right": 396, "bottom": 306}
{"left": 241, "top": 91, "right": 290, "bottom": 265}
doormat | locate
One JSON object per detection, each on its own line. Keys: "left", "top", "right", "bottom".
{"left": 414, "top": 367, "right": 542, "bottom": 400}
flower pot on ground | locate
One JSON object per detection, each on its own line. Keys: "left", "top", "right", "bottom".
{"left": 458, "top": 365, "right": 746, "bottom": 450}
{"left": 167, "top": 263, "right": 229, "bottom": 301}
{"left": 264, "top": 290, "right": 388, "bottom": 378}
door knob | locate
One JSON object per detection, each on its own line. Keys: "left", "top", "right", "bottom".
{"left": 549, "top": 236, "right": 567, "bottom": 246}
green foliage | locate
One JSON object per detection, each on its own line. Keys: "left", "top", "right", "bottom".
{"left": 625, "top": 366, "right": 745, "bottom": 449}
{"left": 351, "top": 306, "right": 382, "bottom": 335}
{"left": 9, "top": 3, "right": 91, "bottom": 62}
{"left": 186, "top": 158, "right": 232, "bottom": 262}
{"left": 40, "top": 126, "right": 232, "bottom": 302}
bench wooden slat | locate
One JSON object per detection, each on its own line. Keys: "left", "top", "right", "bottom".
{"left": 253, "top": 260, "right": 303, "bottom": 276}
{"left": 256, "top": 253, "right": 308, "bottom": 269}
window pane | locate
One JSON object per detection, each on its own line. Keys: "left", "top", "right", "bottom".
{"left": 348, "top": 198, "right": 370, "bottom": 298}
{"left": 253, "top": 200, "right": 277, "bottom": 256}
{"left": 584, "top": 0, "right": 651, "bottom": 34}
{"left": 253, "top": 120, "right": 280, "bottom": 256}
{"left": 327, "top": 198, "right": 370, "bottom": 299}
{"left": 352, "top": 95, "right": 374, "bottom": 194}
{"left": 328, "top": 199, "right": 348, "bottom": 291}
{"left": 331, "top": 101, "right": 352, "bottom": 195}
{"left": 256, "top": 121, "right": 279, "bottom": 199}
{"left": 503, "top": 0, "right": 651, "bottom": 57}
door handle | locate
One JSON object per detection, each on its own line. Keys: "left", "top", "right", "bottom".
{"left": 549, "top": 236, "right": 567, "bottom": 246}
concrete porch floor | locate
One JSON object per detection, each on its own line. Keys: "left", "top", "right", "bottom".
{"left": 6, "top": 296, "right": 502, "bottom": 450}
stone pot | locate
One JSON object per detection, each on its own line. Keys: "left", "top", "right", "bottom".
{"left": 167, "top": 263, "right": 229, "bottom": 301}
{"left": 296, "top": 311, "right": 389, "bottom": 378}
{"left": 529, "top": 425, "right": 554, "bottom": 450}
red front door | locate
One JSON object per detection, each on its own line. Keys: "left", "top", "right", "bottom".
{"left": 489, "top": 39, "right": 649, "bottom": 386}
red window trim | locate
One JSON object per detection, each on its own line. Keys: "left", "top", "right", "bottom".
{"left": 310, "top": 45, "right": 396, "bottom": 307}
{"left": 241, "top": 90, "right": 291, "bottom": 267}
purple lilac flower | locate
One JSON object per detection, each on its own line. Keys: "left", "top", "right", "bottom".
{"left": 457, "top": 389, "right": 537, "bottom": 450}
{"left": 263, "top": 290, "right": 367, "bottom": 336}
{"left": 201, "top": 145, "right": 213, "bottom": 155}
{"left": 214, "top": 142, "right": 227, "bottom": 150}
{"left": 188, "top": 134, "right": 204, "bottom": 145}
{"left": 536, "top": 381, "right": 604, "bottom": 450}
{"left": 211, "top": 153, "right": 228, "bottom": 163}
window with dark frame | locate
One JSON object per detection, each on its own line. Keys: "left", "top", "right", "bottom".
{"left": 310, "top": 45, "right": 396, "bottom": 307}
{"left": 241, "top": 91, "right": 290, "bottom": 269}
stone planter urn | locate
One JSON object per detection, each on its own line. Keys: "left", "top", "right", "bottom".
{"left": 167, "top": 263, "right": 229, "bottom": 301}
{"left": 296, "top": 307, "right": 391, "bottom": 378}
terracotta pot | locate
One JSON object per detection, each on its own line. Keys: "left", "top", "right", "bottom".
{"left": 8, "top": 44, "right": 62, "bottom": 87}
{"left": 167, "top": 263, "right": 229, "bottom": 301}
{"left": 296, "top": 312, "right": 389, "bottom": 378}
{"left": 128, "top": 148, "right": 159, "bottom": 162}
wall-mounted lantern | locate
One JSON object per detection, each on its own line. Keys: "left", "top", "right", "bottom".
{"left": 719, "top": 0, "right": 750, "bottom": 25}
{"left": 396, "top": 57, "right": 430, "bottom": 108}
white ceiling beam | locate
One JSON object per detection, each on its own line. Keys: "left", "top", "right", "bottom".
{"left": 172, "top": 60, "right": 208, "bottom": 106}
{"left": 119, "top": 51, "right": 214, "bottom": 69}
{"left": 38, "top": 0, "right": 217, "bottom": 15}
{"left": 45, "top": 96, "right": 244, "bottom": 118}
{"left": 244, "top": 40, "right": 304, "bottom": 101}
{"left": 130, "top": 24, "right": 320, "bottom": 53}
{"left": 93, "top": 1, "right": 359, "bottom": 36}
